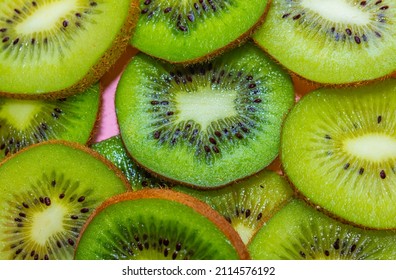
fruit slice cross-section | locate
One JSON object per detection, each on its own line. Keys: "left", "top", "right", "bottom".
{"left": 253, "top": 0, "right": 396, "bottom": 84}
{"left": 281, "top": 78, "right": 396, "bottom": 229}
{"left": 116, "top": 43, "right": 295, "bottom": 188}
{"left": 0, "top": 140, "right": 130, "bottom": 260}
{"left": 131, "top": 0, "right": 270, "bottom": 63}
{"left": 248, "top": 200, "right": 396, "bottom": 260}
{"left": 74, "top": 189, "right": 249, "bottom": 260}
{"left": 0, "top": 0, "right": 139, "bottom": 97}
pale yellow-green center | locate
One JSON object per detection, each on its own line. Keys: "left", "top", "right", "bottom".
{"left": 30, "top": 204, "right": 66, "bottom": 246}
{"left": 16, "top": 0, "right": 78, "bottom": 35}
{"left": 343, "top": 134, "right": 396, "bottom": 162}
{"left": 0, "top": 100, "right": 41, "bottom": 130}
{"left": 175, "top": 87, "right": 238, "bottom": 129}
{"left": 301, "top": 0, "right": 371, "bottom": 25}
{"left": 233, "top": 222, "right": 254, "bottom": 244}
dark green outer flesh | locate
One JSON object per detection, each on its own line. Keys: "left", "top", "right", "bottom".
{"left": 0, "top": 83, "right": 100, "bottom": 160}
{"left": 91, "top": 135, "right": 171, "bottom": 190}
{"left": 131, "top": 0, "right": 270, "bottom": 63}
{"left": 249, "top": 200, "right": 396, "bottom": 260}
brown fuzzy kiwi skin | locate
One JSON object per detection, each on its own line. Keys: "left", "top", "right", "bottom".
{"left": 252, "top": 38, "right": 396, "bottom": 89}
{"left": 74, "top": 188, "right": 250, "bottom": 260}
{"left": 137, "top": 0, "right": 272, "bottom": 66}
{"left": 0, "top": 1, "right": 141, "bottom": 100}
{"left": 0, "top": 139, "right": 132, "bottom": 191}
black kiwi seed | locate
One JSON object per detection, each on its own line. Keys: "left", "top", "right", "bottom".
{"left": 377, "top": 116, "right": 382, "bottom": 123}
{"left": 343, "top": 163, "right": 350, "bottom": 170}
{"left": 359, "top": 168, "right": 365, "bottom": 175}
{"left": 380, "top": 170, "right": 386, "bottom": 179}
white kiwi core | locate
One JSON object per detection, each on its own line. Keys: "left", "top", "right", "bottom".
{"left": 1, "top": 100, "right": 41, "bottom": 130}
{"left": 343, "top": 134, "right": 396, "bottom": 162}
{"left": 176, "top": 87, "right": 238, "bottom": 129}
{"left": 300, "top": 0, "right": 371, "bottom": 25}
{"left": 30, "top": 203, "right": 66, "bottom": 246}
{"left": 16, "top": 0, "right": 78, "bottom": 35}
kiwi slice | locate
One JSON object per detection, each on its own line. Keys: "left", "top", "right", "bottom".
{"left": 253, "top": 0, "right": 396, "bottom": 84}
{"left": 0, "top": 140, "right": 130, "bottom": 260}
{"left": 0, "top": 0, "right": 139, "bottom": 98}
{"left": 91, "top": 135, "right": 171, "bottom": 190}
{"left": 74, "top": 189, "right": 249, "bottom": 260}
{"left": 131, "top": 0, "right": 270, "bottom": 63}
{"left": 248, "top": 200, "right": 396, "bottom": 260}
{"left": 0, "top": 83, "right": 100, "bottom": 160}
{"left": 116, "top": 43, "right": 295, "bottom": 188}
{"left": 281, "top": 78, "right": 396, "bottom": 229}
{"left": 173, "top": 170, "right": 294, "bottom": 244}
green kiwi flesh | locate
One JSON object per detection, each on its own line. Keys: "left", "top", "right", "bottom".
{"left": 253, "top": 0, "right": 396, "bottom": 84}
{"left": 0, "top": 0, "right": 139, "bottom": 97}
{"left": 74, "top": 189, "right": 249, "bottom": 260}
{"left": 131, "top": 0, "right": 269, "bottom": 63}
{"left": 248, "top": 200, "right": 396, "bottom": 260}
{"left": 91, "top": 135, "right": 171, "bottom": 190}
{"left": 173, "top": 170, "right": 293, "bottom": 244}
{"left": 116, "top": 43, "right": 295, "bottom": 188}
{"left": 281, "top": 78, "right": 396, "bottom": 229}
{"left": 0, "top": 141, "right": 130, "bottom": 260}
{"left": 0, "top": 83, "right": 100, "bottom": 160}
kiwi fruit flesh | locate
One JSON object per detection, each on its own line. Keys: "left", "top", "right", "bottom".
{"left": 248, "top": 199, "right": 396, "bottom": 260}
{"left": 0, "top": 140, "right": 130, "bottom": 260}
{"left": 0, "top": 83, "right": 100, "bottom": 160}
{"left": 74, "top": 189, "right": 249, "bottom": 260}
{"left": 0, "top": 0, "right": 139, "bottom": 98}
{"left": 116, "top": 43, "right": 295, "bottom": 188}
{"left": 173, "top": 170, "right": 293, "bottom": 244}
{"left": 281, "top": 78, "right": 396, "bottom": 229}
{"left": 91, "top": 135, "right": 171, "bottom": 190}
{"left": 253, "top": 0, "right": 396, "bottom": 84}
{"left": 131, "top": 0, "right": 270, "bottom": 63}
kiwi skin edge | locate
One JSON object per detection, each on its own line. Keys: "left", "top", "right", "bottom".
{"left": 0, "top": 1, "right": 141, "bottom": 100}
{"left": 75, "top": 189, "right": 250, "bottom": 260}
{"left": 1, "top": 139, "right": 132, "bottom": 192}
{"left": 142, "top": 1, "right": 272, "bottom": 66}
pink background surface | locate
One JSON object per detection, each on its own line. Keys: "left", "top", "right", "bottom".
{"left": 93, "top": 46, "right": 138, "bottom": 143}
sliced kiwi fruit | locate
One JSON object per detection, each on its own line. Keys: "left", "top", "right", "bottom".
{"left": 74, "top": 189, "right": 249, "bottom": 260}
{"left": 281, "top": 78, "right": 396, "bottom": 229}
{"left": 131, "top": 0, "right": 270, "bottom": 63}
{"left": 91, "top": 135, "right": 171, "bottom": 190}
{"left": 0, "top": 140, "right": 130, "bottom": 260}
{"left": 253, "top": 0, "right": 396, "bottom": 84}
{"left": 248, "top": 199, "right": 396, "bottom": 260}
{"left": 0, "top": 83, "right": 100, "bottom": 160}
{"left": 173, "top": 170, "right": 294, "bottom": 244}
{"left": 116, "top": 43, "right": 295, "bottom": 188}
{"left": 0, "top": 0, "right": 139, "bottom": 98}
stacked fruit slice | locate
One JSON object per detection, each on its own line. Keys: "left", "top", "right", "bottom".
{"left": 1, "top": 0, "right": 396, "bottom": 261}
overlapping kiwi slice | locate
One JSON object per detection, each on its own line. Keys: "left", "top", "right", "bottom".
{"left": 253, "top": 0, "right": 396, "bottom": 84}
{"left": 281, "top": 78, "right": 396, "bottom": 229}
{"left": 91, "top": 135, "right": 171, "bottom": 190}
{"left": 116, "top": 43, "right": 295, "bottom": 188}
{"left": 0, "top": 0, "right": 139, "bottom": 98}
{"left": 248, "top": 200, "right": 396, "bottom": 260}
{"left": 131, "top": 0, "right": 270, "bottom": 63}
{"left": 0, "top": 83, "right": 100, "bottom": 160}
{"left": 173, "top": 170, "right": 294, "bottom": 244}
{"left": 0, "top": 141, "right": 130, "bottom": 260}
{"left": 74, "top": 189, "right": 249, "bottom": 260}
